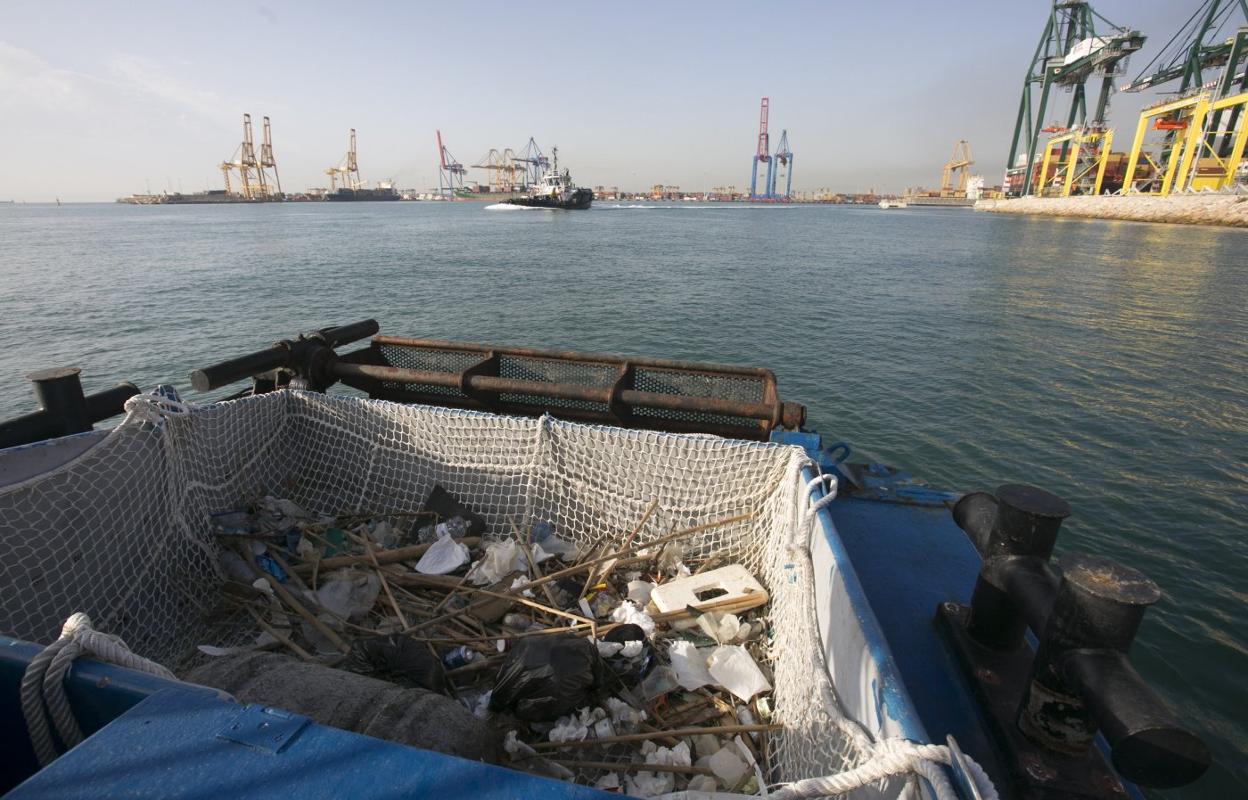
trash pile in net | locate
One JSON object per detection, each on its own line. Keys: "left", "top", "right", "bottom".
{"left": 206, "top": 486, "right": 780, "bottom": 796}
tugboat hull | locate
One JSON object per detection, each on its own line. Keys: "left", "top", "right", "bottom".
{"left": 503, "top": 188, "right": 593, "bottom": 210}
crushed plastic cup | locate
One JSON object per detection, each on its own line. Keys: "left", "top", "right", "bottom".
{"left": 706, "top": 645, "right": 772, "bottom": 702}
{"left": 626, "top": 579, "right": 655, "bottom": 605}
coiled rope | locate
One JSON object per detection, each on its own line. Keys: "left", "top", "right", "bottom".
{"left": 20, "top": 613, "right": 176, "bottom": 766}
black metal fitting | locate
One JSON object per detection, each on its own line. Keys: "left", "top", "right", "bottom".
{"left": 957, "top": 484, "right": 1070, "bottom": 649}
{"left": 0, "top": 369, "right": 140, "bottom": 450}
{"left": 938, "top": 484, "right": 1210, "bottom": 792}
{"left": 189, "top": 319, "right": 379, "bottom": 392}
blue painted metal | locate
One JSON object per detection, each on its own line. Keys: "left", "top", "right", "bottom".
{"left": 217, "top": 704, "right": 311, "bottom": 754}
{"left": 1, "top": 637, "right": 226, "bottom": 794}
{"left": 802, "top": 466, "right": 930, "bottom": 743}
{"left": 6, "top": 687, "right": 620, "bottom": 799}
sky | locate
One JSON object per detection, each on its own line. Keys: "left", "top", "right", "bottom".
{"left": 0, "top": 1, "right": 1225, "bottom": 200}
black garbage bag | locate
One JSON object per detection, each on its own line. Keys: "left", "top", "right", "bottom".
{"left": 420, "top": 485, "right": 487, "bottom": 537}
{"left": 348, "top": 634, "right": 448, "bottom": 694}
{"left": 489, "top": 635, "right": 604, "bottom": 721}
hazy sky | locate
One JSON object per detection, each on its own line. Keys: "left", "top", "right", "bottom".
{"left": 0, "top": 1, "right": 1219, "bottom": 200}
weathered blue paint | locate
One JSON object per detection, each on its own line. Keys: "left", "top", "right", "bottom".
{"left": 802, "top": 465, "right": 930, "bottom": 743}
{"left": 6, "top": 686, "right": 621, "bottom": 799}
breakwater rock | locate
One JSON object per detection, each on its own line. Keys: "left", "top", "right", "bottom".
{"left": 975, "top": 194, "right": 1248, "bottom": 228}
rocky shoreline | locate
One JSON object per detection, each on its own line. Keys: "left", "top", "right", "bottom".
{"left": 975, "top": 194, "right": 1248, "bottom": 228}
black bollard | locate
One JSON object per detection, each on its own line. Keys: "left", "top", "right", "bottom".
{"left": 959, "top": 484, "right": 1070, "bottom": 649}
{"left": 28, "top": 367, "right": 90, "bottom": 437}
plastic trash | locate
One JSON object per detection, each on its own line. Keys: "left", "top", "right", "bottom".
{"left": 609, "top": 600, "right": 656, "bottom": 638}
{"left": 421, "top": 485, "right": 487, "bottom": 536}
{"left": 648, "top": 565, "right": 768, "bottom": 615}
{"left": 211, "top": 510, "right": 253, "bottom": 536}
{"left": 604, "top": 696, "right": 646, "bottom": 730}
{"left": 489, "top": 635, "right": 604, "bottom": 721}
{"left": 640, "top": 665, "right": 680, "bottom": 700}
{"left": 416, "top": 516, "right": 472, "bottom": 545}
{"left": 531, "top": 520, "right": 555, "bottom": 543}
{"left": 315, "top": 569, "right": 381, "bottom": 621}
{"left": 668, "top": 640, "right": 715, "bottom": 690}
{"left": 627, "top": 579, "right": 655, "bottom": 605}
{"left": 533, "top": 535, "right": 580, "bottom": 562}
{"left": 415, "top": 534, "right": 470, "bottom": 575}
{"left": 600, "top": 624, "right": 652, "bottom": 685}
{"left": 687, "top": 775, "right": 719, "bottom": 792}
{"left": 626, "top": 740, "right": 690, "bottom": 797}
{"left": 697, "top": 611, "right": 747, "bottom": 644}
{"left": 349, "top": 633, "right": 448, "bottom": 694}
{"left": 594, "top": 773, "right": 621, "bottom": 791}
{"left": 469, "top": 540, "right": 528, "bottom": 585}
{"left": 656, "top": 543, "right": 691, "bottom": 578}
{"left": 706, "top": 645, "right": 772, "bottom": 702}
{"left": 442, "top": 645, "right": 483, "bottom": 671}
{"left": 692, "top": 733, "right": 722, "bottom": 760}
{"left": 549, "top": 706, "right": 613, "bottom": 743}
{"left": 705, "top": 744, "right": 749, "bottom": 786}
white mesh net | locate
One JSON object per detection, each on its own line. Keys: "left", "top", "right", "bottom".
{"left": 0, "top": 390, "right": 882, "bottom": 790}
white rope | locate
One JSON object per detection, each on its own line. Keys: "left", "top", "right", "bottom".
{"left": 769, "top": 737, "right": 998, "bottom": 800}
{"left": 20, "top": 613, "right": 177, "bottom": 767}
{"left": 122, "top": 392, "right": 195, "bottom": 425}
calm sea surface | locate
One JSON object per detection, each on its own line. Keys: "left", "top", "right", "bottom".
{"left": 1, "top": 201, "right": 1245, "bottom": 795}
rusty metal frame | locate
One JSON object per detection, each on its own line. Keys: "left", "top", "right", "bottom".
{"left": 333, "top": 336, "right": 804, "bottom": 440}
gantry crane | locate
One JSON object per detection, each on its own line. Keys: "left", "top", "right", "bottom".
{"left": 258, "top": 116, "right": 281, "bottom": 197}
{"left": 436, "top": 130, "right": 467, "bottom": 199}
{"left": 1120, "top": 0, "right": 1248, "bottom": 194}
{"left": 940, "top": 140, "right": 974, "bottom": 196}
{"left": 767, "top": 130, "right": 794, "bottom": 200}
{"left": 220, "top": 114, "right": 265, "bottom": 199}
{"left": 749, "top": 97, "right": 771, "bottom": 200}
{"left": 1007, "top": 1, "right": 1146, "bottom": 196}
{"left": 473, "top": 149, "right": 520, "bottom": 192}
{"left": 326, "top": 129, "right": 363, "bottom": 192}
{"left": 514, "top": 138, "right": 550, "bottom": 189}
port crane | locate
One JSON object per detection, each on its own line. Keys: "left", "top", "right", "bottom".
{"left": 436, "top": 131, "right": 467, "bottom": 199}
{"left": 940, "top": 140, "right": 974, "bottom": 196}
{"left": 1120, "top": 0, "right": 1248, "bottom": 194}
{"left": 748, "top": 97, "right": 771, "bottom": 200}
{"left": 472, "top": 149, "right": 520, "bottom": 192}
{"left": 1006, "top": 1, "right": 1146, "bottom": 196}
{"left": 220, "top": 114, "right": 273, "bottom": 199}
{"left": 767, "top": 130, "right": 794, "bottom": 200}
{"left": 514, "top": 138, "right": 550, "bottom": 189}
{"left": 258, "top": 116, "right": 281, "bottom": 196}
{"left": 326, "top": 129, "right": 363, "bottom": 191}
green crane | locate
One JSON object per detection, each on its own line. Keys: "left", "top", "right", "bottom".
{"left": 1122, "top": 0, "right": 1248, "bottom": 160}
{"left": 1007, "top": 1, "right": 1146, "bottom": 196}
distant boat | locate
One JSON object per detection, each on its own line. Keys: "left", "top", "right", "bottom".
{"left": 502, "top": 148, "right": 592, "bottom": 210}
{"left": 878, "top": 199, "right": 908, "bottom": 209}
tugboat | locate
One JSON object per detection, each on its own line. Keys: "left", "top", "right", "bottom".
{"left": 502, "top": 148, "right": 592, "bottom": 210}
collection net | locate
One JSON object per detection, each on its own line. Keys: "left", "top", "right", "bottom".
{"left": 0, "top": 390, "right": 875, "bottom": 788}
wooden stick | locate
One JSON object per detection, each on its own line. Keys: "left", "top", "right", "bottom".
{"left": 530, "top": 723, "right": 782, "bottom": 751}
{"left": 292, "top": 537, "right": 481, "bottom": 576}
{"left": 402, "top": 512, "right": 754, "bottom": 634}
{"left": 245, "top": 605, "right": 315, "bottom": 662}
{"left": 550, "top": 759, "right": 714, "bottom": 777}
{"left": 237, "top": 544, "right": 352, "bottom": 654}
{"left": 350, "top": 530, "right": 410, "bottom": 629}
{"left": 509, "top": 516, "right": 560, "bottom": 609}
{"left": 402, "top": 573, "right": 595, "bottom": 632}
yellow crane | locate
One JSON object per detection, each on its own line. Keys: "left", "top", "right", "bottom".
{"left": 220, "top": 114, "right": 263, "bottom": 199}
{"left": 326, "top": 129, "right": 362, "bottom": 192}
{"left": 940, "top": 140, "right": 974, "bottom": 197}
